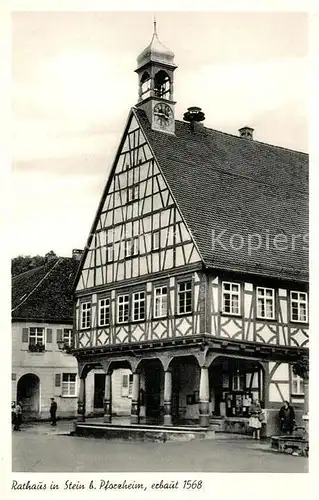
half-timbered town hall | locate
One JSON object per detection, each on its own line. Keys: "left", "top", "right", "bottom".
{"left": 72, "top": 26, "right": 308, "bottom": 436}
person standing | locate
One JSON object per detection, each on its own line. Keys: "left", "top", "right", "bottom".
{"left": 279, "top": 401, "right": 295, "bottom": 434}
{"left": 248, "top": 398, "right": 262, "bottom": 439}
{"left": 11, "top": 402, "right": 16, "bottom": 428}
{"left": 13, "top": 402, "right": 22, "bottom": 431}
{"left": 50, "top": 398, "right": 58, "bottom": 426}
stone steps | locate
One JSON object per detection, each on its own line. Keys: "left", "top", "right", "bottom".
{"left": 73, "top": 422, "right": 215, "bottom": 442}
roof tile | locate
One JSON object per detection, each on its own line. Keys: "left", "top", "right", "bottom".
{"left": 136, "top": 108, "right": 308, "bottom": 281}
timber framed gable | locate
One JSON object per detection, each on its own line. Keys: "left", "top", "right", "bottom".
{"left": 74, "top": 109, "right": 202, "bottom": 293}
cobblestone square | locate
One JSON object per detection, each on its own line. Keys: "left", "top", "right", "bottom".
{"left": 12, "top": 422, "right": 308, "bottom": 473}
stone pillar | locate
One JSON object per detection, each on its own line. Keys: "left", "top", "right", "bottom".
{"left": 139, "top": 370, "right": 146, "bottom": 422}
{"left": 301, "top": 378, "right": 309, "bottom": 437}
{"left": 163, "top": 370, "right": 173, "bottom": 426}
{"left": 131, "top": 373, "right": 140, "bottom": 424}
{"left": 199, "top": 367, "right": 210, "bottom": 427}
{"left": 103, "top": 373, "right": 112, "bottom": 423}
{"left": 77, "top": 377, "right": 86, "bottom": 422}
{"left": 304, "top": 379, "right": 309, "bottom": 415}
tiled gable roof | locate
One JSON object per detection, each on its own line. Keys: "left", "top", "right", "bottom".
{"left": 135, "top": 108, "right": 308, "bottom": 282}
{"left": 12, "top": 258, "right": 79, "bottom": 322}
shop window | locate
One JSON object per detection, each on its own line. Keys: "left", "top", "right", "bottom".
{"left": 232, "top": 371, "right": 245, "bottom": 391}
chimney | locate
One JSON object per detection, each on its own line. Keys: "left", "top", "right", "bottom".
{"left": 72, "top": 249, "right": 83, "bottom": 261}
{"left": 183, "top": 106, "right": 205, "bottom": 132}
{"left": 239, "top": 126, "right": 254, "bottom": 140}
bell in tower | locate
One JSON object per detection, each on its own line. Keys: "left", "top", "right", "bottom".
{"left": 135, "top": 21, "right": 177, "bottom": 135}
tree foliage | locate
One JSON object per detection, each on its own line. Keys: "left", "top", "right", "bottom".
{"left": 292, "top": 356, "right": 309, "bottom": 381}
{"left": 12, "top": 251, "right": 58, "bottom": 276}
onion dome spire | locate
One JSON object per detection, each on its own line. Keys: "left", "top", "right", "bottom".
{"left": 136, "top": 20, "right": 175, "bottom": 69}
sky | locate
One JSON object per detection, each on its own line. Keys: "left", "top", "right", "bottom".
{"left": 12, "top": 11, "right": 308, "bottom": 258}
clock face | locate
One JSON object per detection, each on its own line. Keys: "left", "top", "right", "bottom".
{"left": 154, "top": 103, "right": 173, "bottom": 128}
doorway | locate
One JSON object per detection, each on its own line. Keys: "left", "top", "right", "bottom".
{"left": 93, "top": 373, "right": 106, "bottom": 409}
{"left": 210, "top": 357, "right": 265, "bottom": 417}
{"left": 17, "top": 373, "right": 40, "bottom": 416}
{"left": 143, "top": 359, "right": 163, "bottom": 418}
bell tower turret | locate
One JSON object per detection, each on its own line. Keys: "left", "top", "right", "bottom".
{"left": 135, "top": 21, "right": 177, "bottom": 135}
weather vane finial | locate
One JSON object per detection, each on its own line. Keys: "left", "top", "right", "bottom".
{"left": 153, "top": 16, "right": 157, "bottom": 35}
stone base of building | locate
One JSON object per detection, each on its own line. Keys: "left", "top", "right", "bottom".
{"left": 73, "top": 421, "right": 215, "bottom": 443}
{"left": 19, "top": 411, "right": 77, "bottom": 422}
{"left": 209, "top": 409, "right": 305, "bottom": 438}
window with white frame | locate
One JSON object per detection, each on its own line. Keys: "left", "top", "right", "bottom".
{"left": 124, "top": 239, "right": 131, "bottom": 258}
{"left": 125, "top": 236, "right": 139, "bottom": 258}
{"left": 127, "top": 185, "right": 138, "bottom": 203}
{"left": 256, "top": 287, "right": 275, "bottom": 319}
{"left": 106, "top": 243, "right": 113, "bottom": 263}
{"left": 132, "top": 291, "right": 146, "bottom": 321}
{"left": 99, "top": 298, "right": 110, "bottom": 326}
{"left": 152, "top": 230, "right": 160, "bottom": 251}
{"left": 232, "top": 370, "right": 245, "bottom": 391}
{"left": 177, "top": 281, "right": 192, "bottom": 314}
{"left": 122, "top": 373, "right": 133, "bottom": 397}
{"left": 117, "top": 294, "right": 129, "bottom": 323}
{"left": 222, "top": 282, "right": 241, "bottom": 315}
{"left": 132, "top": 236, "right": 139, "bottom": 256}
{"left": 80, "top": 302, "right": 91, "bottom": 329}
{"left": 63, "top": 329, "right": 73, "bottom": 347}
{"left": 29, "top": 327, "right": 45, "bottom": 346}
{"left": 62, "top": 373, "right": 76, "bottom": 396}
{"left": 154, "top": 286, "right": 168, "bottom": 318}
{"left": 290, "top": 291, "right": 308, "bottom": 323}
{"left": 291, "top": 370, "right": 304, "bottom": 395}
{"left": 127, "top": 187, "right": 133, "bottom": 203}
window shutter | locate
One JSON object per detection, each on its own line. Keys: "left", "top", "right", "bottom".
{"left": 56, "top": 329, "right": 63, "bottom": 343}
{"left": 46, "top": 328, "right": 52, "bottom": 343}
{"left": 22, "top": 328, "right": 29, "bottom": 343}
{"left": 55, "top": 374, "right": 61, "bottom": 387}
